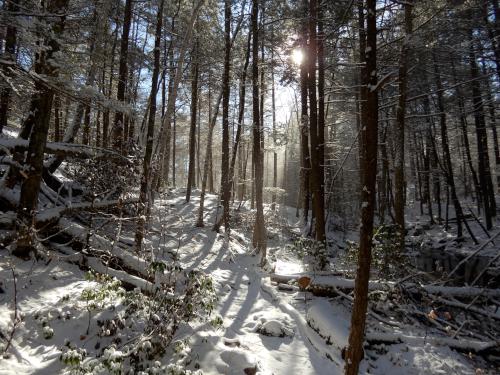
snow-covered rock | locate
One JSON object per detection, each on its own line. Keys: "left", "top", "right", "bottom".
{"left": 257, "top": 319, "right": 293, "bottom": 338}
{"left": 217, "top": 349, "right": 259, "bottom": 375}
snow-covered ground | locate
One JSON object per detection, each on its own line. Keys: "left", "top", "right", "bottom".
{"left": 0, "top": 190, "right": 496, "bottom": 374}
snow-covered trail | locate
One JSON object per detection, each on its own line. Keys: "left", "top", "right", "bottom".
{"left": 154, "top": 191, "right": 479, "bottom": 375}
{"left": 147, "top": 191, "right": 340, "bottom": 374}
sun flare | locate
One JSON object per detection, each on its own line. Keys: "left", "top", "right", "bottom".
{"left": 291, "top": 49, "right": 304, "bottom": 65}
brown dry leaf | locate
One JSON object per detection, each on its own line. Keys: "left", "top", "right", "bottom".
{"left": 297, "top": 276, "right": 312, "bottom": 290}
{"left": 427, "top": 309, "right": 438, "bottom": 320}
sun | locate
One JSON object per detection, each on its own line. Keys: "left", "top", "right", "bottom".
{"left": 291, "top": 49, "right": 304, "bottom": 66}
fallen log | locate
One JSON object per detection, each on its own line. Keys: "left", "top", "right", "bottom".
{"left": 270, "top": 274, "right": 500, "bottom": 298}
{"left": 57, "top": 217, "right": 150, "bottom": 279}
{"left": 0, "top": 199, "right": 138, "bottom": 227}
{"left": 0, "top": 138, "right": 122, "bottom": 160}
{"left": 365, "top": 331, "right": 499, "bottom": 353}
{"left": 49, "top": 243, "right": 154, "bottom": 292}
{"left": 36, "top": 199, "right": 138, "bottom": 224}
{"left": 433, "top": 296, "right": 500, "bottom": 321}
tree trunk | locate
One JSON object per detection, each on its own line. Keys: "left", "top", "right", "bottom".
{"left": 271, "top": 30, "right": 278, "bottom": 211}
{"left": 229, "top": 31, "right": 252, "bottom": 203}
{"left": 45, "top": 0, "right": 113, "bottom": 172}
{"left": 450, "top": 58, "right": 481, "bottom": 210}
{"left": 423, "top": 130, "right": 434, "bottom": 224}
{"left": 111, "top": 0, "right": 133, "bottom": 153}
{"left": 468, "top": 32, "right": 496, "bottom": 229}
{"left": 14, "top": 0, "right": 70, "bottom": 258}
{"left": 344, "top": 1, "right": 378, "bottom": 373}
{"left": 433, "top": 54, "right": 465, "bottom": 238}
{"left": 299, "top": 0, "right": 311, "bottom": 227}
{"left": 134, "top": 0, "right": 163, "bottom": 250}
{"left": 96, "top": 110, "right": 101, "bottom": 148}
{"left": 53, "top": 95, "right": 61, "bottom": 142}
{"left": 251, "top": 0, "right": 267, "bottom": 264}
{"left": 317, "top": 0, "right": 326, "bottom": 231}
{"left": 394, "top": 1, "right": 413, "bottom": 247}
{"left": 216, "top": 0, "right": 232, "bottom": 233}
{"left": 102, "top": 25, "right": 118, "bottom": 149}
{"left": 82, "top": 105, "right": 91, "bottom": 146}
{"left": 0, "top": 0, "right": 20, "bottom": 134}
{"left": 186, "top": 41, "right": 199, "bottom": 203}
{"left": 307, "top": 0, "right": 326, "bottom": 243}
{"left": 196, "top": 91, "right": 222, "bottom": 226}
{"left": 171, "top": 113, "right": 177, "bottom": 187}
{"left": 156, "top": 0, "right": 204, "bottom": 189}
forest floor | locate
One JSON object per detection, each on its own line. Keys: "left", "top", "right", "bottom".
{"left": 0, "top": 190, "right": 499, "bottom": 374}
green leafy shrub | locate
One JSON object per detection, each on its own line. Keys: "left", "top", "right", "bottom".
{"left": 60, "top": 268, "right": 216, "bottom": 374}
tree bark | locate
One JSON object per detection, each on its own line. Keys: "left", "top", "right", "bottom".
{"left": 53, "top": 95, "right": 61, "bottom": 142}
{"left": 186, "top": 41, "right": 199, "bottom": 203}
{"left": 450, "top": 57, "right": 481, "bottom": 210}
{"left": 317, "top": 0, "right": 326, "bottom": 229}
{"left": 344, "top": 1, "right": 378, "bottom": 373}
{"left": 394, "top": 1, "right": 413, "bottom": 247}
{"left": 307, "top": 0, "right": 326, "bottom": 244}
{"left": 468, "top": 32, "right": 496, "bottom": 229}
{"left": 217, "top": 0, "right": 232, "bottom": 233}
{"left": 299, "top": 3, "right": 311, "bottom": 227}
{"left": 196, "top": 92, "right": 222, "bottom": 227}
{"left": 229, "top": 31, "right": 252, "bottom": 204}
{"left": 14, "top": 0, "right": 70, "bottom": 258}
{"left": 103, "top": 24, "right": 119, "bottom": 149}
{"left": 134, "top": 0, "right": 164, "bottom": 251}
{"left": 271, "top": 29, "right": 278, "bottom": 211}
{"left": 156, "top": 0, "right": 204, "bottom": 189}
{"left": 251, "top": 0, "right": 267, "bottom": 264}
{"left": 433, "top": 53, "right": 466, "bottom": 239}
{"left": 0, "top": 0, "right": 20, "bottom": 134}
{"left": 111, "top": 0, "right": 133, "bottom": 153}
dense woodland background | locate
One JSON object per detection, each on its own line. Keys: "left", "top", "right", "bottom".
{"left": 0, "top": 0, "right": 500, "bottom": 374}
